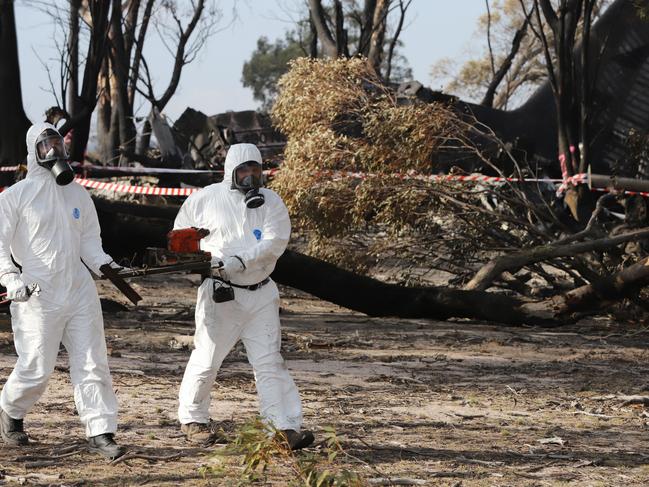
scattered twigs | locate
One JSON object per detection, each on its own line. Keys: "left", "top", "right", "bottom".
{"left": 571, "top": 411, "right": 616, "bottom": 419}
{"left": 24, "top": 460, "right": 58, "bottom": 468}
{"left": 592, "top": 395, "right": 649, "bottom": 406}
{"left": 369, "top": 478, "right": 428, "bottom": 485}
{"left": 454, "top": 412, "right": 486, "bottom": 419}
{"left": 110, "top": 450, "right": 187, "bottom": 465}
{"left": 456, "top": 455, "right": 505, "bottom": 467}
{"left": 13, "top": 450, "right": 83, "bottom": 462}
{"left": 1, "top": 473, "right": 63, "bottom": 483}
{"left": 51, "top": 441, "right": 88, "bottom": 455}
{"left": 348, "top": 433, "right": 440, "bottom": 458}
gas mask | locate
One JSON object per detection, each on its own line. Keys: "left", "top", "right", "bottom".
{"left": 231, "top": 160, "right": 265, "bottom": 208}
{"left": 34, "top": 129, "right": 74, "bottom": 186}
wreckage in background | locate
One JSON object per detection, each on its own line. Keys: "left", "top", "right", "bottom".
{"left": 169, "top": 108, "right": 286, "bottom": 170}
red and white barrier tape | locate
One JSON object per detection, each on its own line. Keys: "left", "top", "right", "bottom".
{"left": 324, "top": 170, "right": 585, "bottom": 185}
{"left": 0, "top": 163, "right": 283, "bottom": 176}
{"left": 0, "top": 163, "right": 219, "bottom": 174}
{"left": 74, "top": 178, "right": 199, "bottom": 196}
{"left": 591, "top": 187, "right": 649, "bottom": 197}
{"left": 72, "top": 171, "right": 587, "bottom": 195}
{"left": 0, "top": 170, "right": 598, "bottom": 197}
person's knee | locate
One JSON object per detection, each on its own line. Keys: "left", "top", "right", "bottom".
{"left": 15, "top": 352, "right": 57, "bottom": 385}
{"left": 186, "top": 355, "right": 223, "bottom": 378}
{"left": 69, "top": 364, "right": 110, "bottom": 387}
{"left": 251, "top": 351, "right": 287, "bottom": 378}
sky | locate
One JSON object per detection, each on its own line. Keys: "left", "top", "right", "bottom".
{"left": 14, "top": 1, "right": 487, "bottom": 123}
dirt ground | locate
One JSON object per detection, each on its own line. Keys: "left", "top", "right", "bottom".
{"left": 1, "top": 273, "right": 649, "bottom": 486}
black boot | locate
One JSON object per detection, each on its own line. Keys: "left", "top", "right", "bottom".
{"left": 0, "top": 408, "right": 28, "bottom": 446}
{"left": 280, "top": 429, "right": 315, "bottom": 451}
{"left": 88, "top": 433, "right": 126, "bottom": 460}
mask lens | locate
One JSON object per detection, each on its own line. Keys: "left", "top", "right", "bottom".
{"left": 235, "top": 161, "right": 262, "bottom": 187}
{"left": 36, "top": 136, "right": 67, "bottom": 160}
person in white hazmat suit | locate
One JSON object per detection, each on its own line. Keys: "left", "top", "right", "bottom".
{"left": 0, "top": 123, "right": 125, "bottom": 459}
{"left": 174, "top": 143, "right": 314, "bottom": 450}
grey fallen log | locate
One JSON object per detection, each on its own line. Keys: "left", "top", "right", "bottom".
{"left": 273, "top": 250, "right": 550, "bottom": 326}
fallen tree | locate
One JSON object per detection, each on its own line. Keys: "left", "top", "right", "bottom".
{"left": 272, "top": 249, "right": 539, "bottom": 325}
{"left": 95, "top": 197, "right": 534, "bottom": 324}
{"left": 94, "top": 195, "right": 649, "bottom": 327}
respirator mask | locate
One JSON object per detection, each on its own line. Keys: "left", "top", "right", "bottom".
{"left": 34, "top": 129, "right": 74, "bottom": 186}
{"left": 231, "top": 160, "right": 265, "bottom": 208}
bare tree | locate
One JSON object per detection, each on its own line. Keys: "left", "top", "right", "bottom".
{"left": 58, "top": 0, "right": 112, "bottom": 162}
{"left": 131, "top": 0, "right": 219, "bottom": 162}
{"left": 522, "top": 0, "right": 599, "bottom": 219}
{"left": 432, "top": 0, "right": 611, "bottom": 111}
{"left": 0, "top": 0, "right": 31, "bottom": 166}
{"left": 481, "top": 8, "right": 532, "bottom": 108}
{"left": 307, "top": 0, "right": 412, "bottom": 79}
{"left": 40, "top": 0, "right": 216, "bottom": 165}
{"left": 384, "top": 0, "right": 411, "bottom": 82}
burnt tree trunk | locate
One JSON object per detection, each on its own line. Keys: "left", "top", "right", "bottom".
{"left": 67, "top": 0, "right": 81, "bottom": 116}
{"left": 95, "top": 201, "right": 649, "bottom": 327}
{"left": 60, "top": 1, "right": 111, "bottom": 162}
{"left": 367, "top": 0, "right": 389, "bottom": 75}
{"left": 109, "top": 0, "right": 136, "bottom": 164}
{"left": 272, "top": 250, "right": 546, "bottom": 325}
{"left": 308, "top": 0, "right": 339, "bottom": 57}
{"left": 0, "top": 0, "right": 31, "bottom": 166}
{"left": 96, "top": 56, "right": 119, "bottom": 164}
{"left": 533, "top": 0, "right": 598, "bottom": 220}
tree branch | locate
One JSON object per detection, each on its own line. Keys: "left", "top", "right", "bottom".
{"left": 153, "top": 0, "right": 205, "bottom": 111}
{"left": 308, "top": 0, "right": 338, "bottom": 57}
{"left": 481, "top": 11, "right": 531, "bottom": 107}
{"left": 385, "top": 0, "right": 411, "bottom": 82}
{"left": 128, "top": 0, "right": 155, "bottom": 106}
{"left": 465, "top": 225, "right": 649, "bottom": 292}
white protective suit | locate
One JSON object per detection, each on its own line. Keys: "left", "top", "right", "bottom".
{"left": 0, "top": 123, "right": 118, "bottom": 437}
{"left": 174, "top": 143, "right": 302, "bottom": 430}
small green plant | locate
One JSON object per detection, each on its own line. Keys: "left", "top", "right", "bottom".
{"left": 201, "top": 419, "right": 365, "bottom": 486}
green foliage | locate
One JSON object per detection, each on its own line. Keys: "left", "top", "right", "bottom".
{"left": 242, "top": 33, "right": 307, "bottom": 111}
{"left": 201, "top": 419, "right": 364, "bottom": 486}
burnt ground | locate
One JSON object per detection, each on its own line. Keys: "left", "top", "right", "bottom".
{"left": 0, "top": 273, "right": 649, "bottom": 485}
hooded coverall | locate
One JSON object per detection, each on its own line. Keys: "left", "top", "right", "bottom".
{"left": 174, "top": 143, "right": 303, "bottom": 431}
{"left": 0, "top": 123, "right": 118, "bottom": 437}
